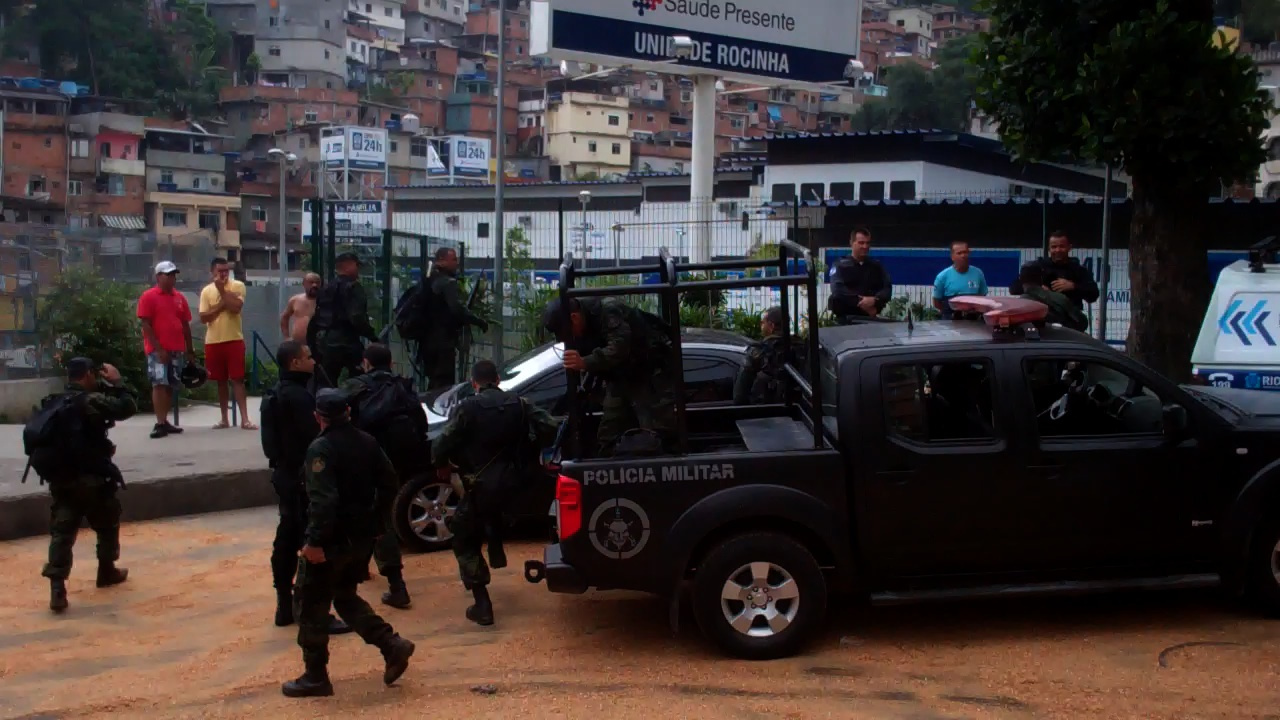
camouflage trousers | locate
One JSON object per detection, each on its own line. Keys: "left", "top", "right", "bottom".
{"left": 445, "top": 474, "right": 510, "bottom": 590}
{"left": 597, "top": 367, "right": 678, "bottom": 456}
{"left": 41, "top": 476, "right": 121, "bottom": 581}
{"left": 295, "top": 540, "right": 396, "bottom": 669}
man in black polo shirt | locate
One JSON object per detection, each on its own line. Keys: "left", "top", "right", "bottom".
{"left": 828, "top": 227, "right": 892, "bottom": 322}
{"left": 1008, "top": 230, "right": 1100, "bottom": 310}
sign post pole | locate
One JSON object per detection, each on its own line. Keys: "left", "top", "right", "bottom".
{"left": 493, "top": 0, "right": 508, "bottom": 368}
{"left": 691, "top": 74, "right": 717, "bottom": 265}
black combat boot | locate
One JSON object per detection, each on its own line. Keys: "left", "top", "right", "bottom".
{"left": 380, "top": 635, "right": 416, "bottom": 686}
{"left": 327, "top": 615, "right": 352, "bottom": 634}
{"left": 49, "top": 579, "right": 68, "bottom": 613}
{"left": 274, "top": 589, "right": 294, "bottom": 627}
{"left": 281, "top": 665, "right": 334, "bottom": 698}
{"left": 381, "top": 573, "right": 411, "bottom": 609}
{"left": 465, "top": 585, "right": 494, "bottom": 626}
{"left": 487, "top": 542, "right": 508, "bottom": 570}
{"left": 96, "top": 564, "right": 129, "bottom": 588}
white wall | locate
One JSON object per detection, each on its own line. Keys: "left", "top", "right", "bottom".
{"left": 393, "top": 200, "right": 791, "bottom": 262}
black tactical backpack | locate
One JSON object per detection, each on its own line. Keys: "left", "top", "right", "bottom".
{"left": 393, "top": 280, "right": 433, "bottom": 341}
{"left": 23, "top": 392, "right": 87, "bottom": 482}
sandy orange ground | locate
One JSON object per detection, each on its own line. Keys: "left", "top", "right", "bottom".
{"left": 1, "top": 507, "right": 1278, "bottom": 720}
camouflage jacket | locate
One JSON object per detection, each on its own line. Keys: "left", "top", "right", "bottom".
{"left": 431, "top": 384, "right": 561, "bottom": 474}
{"left": 577, "top": 298, "right": 669, "bottom": 379}
{"left": 70, "top": 381, "right": 139, "bottom": 425}
{"left": 1021, "top": 287, "right": 1089, "bottom": 332}
{"left": 733, "top": 335, "right": 791, "bottom": 405}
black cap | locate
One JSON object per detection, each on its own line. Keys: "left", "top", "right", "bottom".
{"left": 66, "top": 357, "right": 95, "bottom": 381}
{"left": 336, "top": 251, "right": 361, "bottom": 264}
{"left": 315, "top": 388, "right": 351, "bottom": 418}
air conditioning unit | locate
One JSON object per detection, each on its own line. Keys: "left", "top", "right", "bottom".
{"left": 254, "top": 220, "right": 267, "bottom": 233}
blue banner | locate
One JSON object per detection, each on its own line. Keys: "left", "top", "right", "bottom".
{"left": 551, "top": 9, "right": 852, "bottom": 84}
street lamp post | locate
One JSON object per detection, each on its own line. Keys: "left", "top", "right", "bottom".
{"left": 267, "top": 148, "right": 298, "bottom": 317}
{"left": 578, "top": 190, "right": 591, "bottom": 266}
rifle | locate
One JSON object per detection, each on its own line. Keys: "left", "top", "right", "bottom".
{"left": 458, "top": 273, "right": 488, "bottom": 375}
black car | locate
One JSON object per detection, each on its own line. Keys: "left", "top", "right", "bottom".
{"left": 528, "top": 250, "right": 1280, "bottom": 661}
{"left": 392, "top": 328, "right": 752, "bottom": 552}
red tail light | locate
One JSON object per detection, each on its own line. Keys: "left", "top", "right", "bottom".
{"left": 556, "top": 474, "right": 582, "bottom": 540}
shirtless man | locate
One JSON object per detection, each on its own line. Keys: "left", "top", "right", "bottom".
{"left": 280, "top": 273, "right": 321, "bottom": 343}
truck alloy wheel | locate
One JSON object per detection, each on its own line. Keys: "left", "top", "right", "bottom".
{"left": 1248, "top": 516, "right": 1280, "bottom": 616}
{"left": 692, "top": 532, "right": 827, "bottom": 660}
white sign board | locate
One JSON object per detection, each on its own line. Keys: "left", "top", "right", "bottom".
{"left": 451, "top": 136, "right": 490, "bottom": 177}
{"left": 302, "top": 200, "right": 385, "bottom": 245}
{"left": 530, "top": 0, "right": 861, "bottom": 86}
{"left": 323, "top": 126, "right": 388, "bottom": 171}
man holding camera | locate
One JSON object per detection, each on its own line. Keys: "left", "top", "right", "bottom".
{"left": 25, "top": 358, "right": 137, "bottom": 613}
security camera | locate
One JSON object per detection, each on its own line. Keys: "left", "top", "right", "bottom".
{"left": 671, "top": 35, "right": 696, "bottom": 60}
{"left": 843, "top": 58, "right": 865, "bottom": 80}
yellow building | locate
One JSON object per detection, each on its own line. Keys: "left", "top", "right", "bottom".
{"left": 145, "top": 190, "right": 242, "bottom": 264}
{"left": 545, "top": 91, "right": 632, "bottom": 181}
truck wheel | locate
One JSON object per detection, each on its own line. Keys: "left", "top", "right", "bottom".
{"left": 393, "top": 473, "right": 459, "bottom": 553}
{"left": 1248, "top": 515, "right": 1280, "bottom": 615}
{"left": 691, "top": 532, "right": 827, "bottom": 660}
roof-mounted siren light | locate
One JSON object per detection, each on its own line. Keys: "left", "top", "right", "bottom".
{"left": 949, "top": 296, "right": 1049, "bottom": 334}
{"left": 1247, "top": 235, "right": 1280, "bottom": 273}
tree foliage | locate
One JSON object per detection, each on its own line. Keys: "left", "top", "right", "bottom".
{"left": 37, "top": 268, "right": 149, "bottom": 402}
{"left": 5, "top": 0, "right": 228, "bottom": 119}
{"left": 973, "top": 0, "right": 1267, "bottom": 187}
{"left": 972, "top": 0, "right": 1270, "bottom": 378}
{"left": 850, "top": 34, "right": 981, "bottom": 132}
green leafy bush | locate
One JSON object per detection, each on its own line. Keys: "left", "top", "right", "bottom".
{"left": 36, "top": 268, "right": 149, "bottom": 403}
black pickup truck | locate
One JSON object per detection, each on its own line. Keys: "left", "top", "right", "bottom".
{"left": 525, "top": 243, "right": 1280, "bottom": 660}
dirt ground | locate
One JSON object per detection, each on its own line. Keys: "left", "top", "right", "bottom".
{"left": 1, "top": 508, "right": 1278, "bottom": 720}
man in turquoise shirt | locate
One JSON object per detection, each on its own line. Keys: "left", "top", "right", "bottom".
{"left": 932, "top": 241, "right": 988, "bottom": 318}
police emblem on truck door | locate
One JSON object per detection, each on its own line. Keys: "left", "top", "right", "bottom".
{"left": 588, "top": 498, "right": 651, "bottom": 560}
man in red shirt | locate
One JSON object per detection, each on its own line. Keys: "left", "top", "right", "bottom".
{"left": 137, "top": 261, "right": 194, "bottom": 439}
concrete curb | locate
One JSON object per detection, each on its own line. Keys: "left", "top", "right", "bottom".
{"left": 0, "top": 468, "right": 276, "bottom": 542}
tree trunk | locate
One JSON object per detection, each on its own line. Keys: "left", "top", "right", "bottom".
{"left": 1125, "top": 175, "right": 1211, "bottom": 381}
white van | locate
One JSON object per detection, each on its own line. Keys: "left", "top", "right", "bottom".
{"left": 1191, "top": 244, "right": 1280, "bottom": 391}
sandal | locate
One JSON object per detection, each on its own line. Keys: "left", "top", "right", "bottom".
{"left": 212, "top": 421, "right": 230, "bottom": 430}
{"left": 240, "top": 421, "right": 259, "bottom": 430}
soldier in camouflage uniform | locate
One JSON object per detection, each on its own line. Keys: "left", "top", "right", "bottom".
{"left": 1016, "top": 262, "right": 1089, "bottom": 332}
{"left": 432, "top": 360, "right": 561, "bottom": 626}
{"left": 734, "top": 306, "right": 794, "bottom": 405}
{"left": 421, "top": 247, "right": 488, "bottom": 391}
{"left": 542, "top": 296, "right": 677, "bottom": 456}
{"left": 35, "top": 357, "right": 137, "bottom": 613}
{"left": 284, "top": 388, "right": 415, "bottom": 698}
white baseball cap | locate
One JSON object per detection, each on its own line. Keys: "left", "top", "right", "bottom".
{"left": 155, "top": 261, "right": 179, "bottom": 275}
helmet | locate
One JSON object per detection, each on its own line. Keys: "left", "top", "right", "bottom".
{"left": 181, "top": 362, "right": 208, "bottom": 390}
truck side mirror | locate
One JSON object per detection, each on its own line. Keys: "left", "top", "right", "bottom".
{"left": 1162, "top": 404, "right": 1189, "bottom": 441}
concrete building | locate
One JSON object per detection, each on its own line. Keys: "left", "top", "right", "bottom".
{"left": 545, "top": 90, "right": 632, "bottom": 181}
{"left": 0, "top": 85, "right": 70, "bottom": 224}
{"left": 403, "top": 0, "right": 465, "bottom": 41}
{"left": 349, "top": 0, "right": 407, "bottom": 50}
{"left": 65, "top": 99, "right": 148, "bottom": 231}
{"left": 205, "top": 0, "right": 348, "bottom": 90}
{"left": 219, "top": 86, "right": 363, "bottom": 148}
{"left": 143, "top": 125, "right": 242, "bottom": 263}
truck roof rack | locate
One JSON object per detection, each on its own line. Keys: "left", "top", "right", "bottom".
{"left": 556, "top": 240, "right": 823, "bottom": 457}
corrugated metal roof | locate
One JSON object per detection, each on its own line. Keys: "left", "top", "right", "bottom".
{"left": 761, "top": 197, "right": 1278, "bottom": 209}
{"left": 764, "top": 128, "right": 952, "bottom": 139}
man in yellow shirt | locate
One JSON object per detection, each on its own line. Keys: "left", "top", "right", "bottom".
{"left": 199, "top": 257, "right": 256, "bottom": 430}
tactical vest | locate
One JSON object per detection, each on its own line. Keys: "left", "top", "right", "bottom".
{"left": 324, "top": 424, "right": 386, "bottom": 541}
{"left": 749, "top": 337, "right": 789, "bottom": 404}
{"left": 455, "top": 389, "right": 528, "bottom": 476}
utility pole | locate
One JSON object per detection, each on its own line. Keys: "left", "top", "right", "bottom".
{"left": 492, "top": 0, "right": 508, "bottom": 368}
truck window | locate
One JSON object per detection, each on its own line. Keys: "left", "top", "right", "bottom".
{"left": 882, "top": 361, "right": 996, "bottom": 442}
{"left": 683, "top": 356, "right": 739, "bottom": 403}
{"left": 1023, "top": 358, "right": 1167, "bottom": 437}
